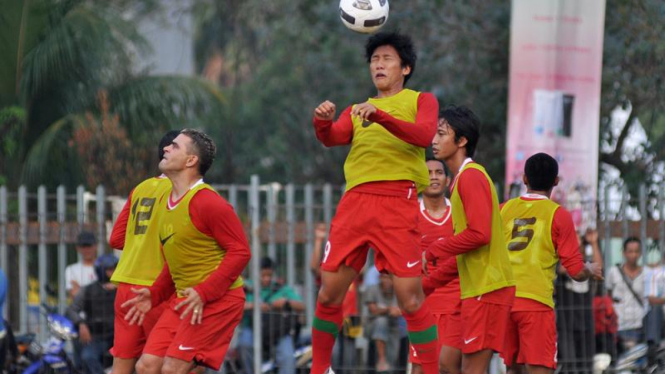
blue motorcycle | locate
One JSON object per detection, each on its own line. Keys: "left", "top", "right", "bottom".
{"left": 13, "top": 304, "right": 79, "bottom": 374}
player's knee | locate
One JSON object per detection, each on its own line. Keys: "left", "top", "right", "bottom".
{"left": 440, "top": 362, "right": 459, "bottom": 374}
{"left": 160, "top": 361, "right": 177, "bottom": 374}
{"left": 317, "top": 288, "right": 343, "bottom": 306}
{"left": 135, "top": 356, "right": 161, "bottom": 374}
{"left": 399, "top": 297, "right": 423, "bottom": 314}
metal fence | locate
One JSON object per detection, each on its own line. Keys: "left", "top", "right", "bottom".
{"left": 1, "top": 178, "right": 664, "bottom": 373}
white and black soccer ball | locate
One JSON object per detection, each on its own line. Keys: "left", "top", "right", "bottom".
{"left": 339, "top": 0, "right": 389, "bottom": 34}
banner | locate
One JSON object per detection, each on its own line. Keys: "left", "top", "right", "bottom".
{"left": 506, "top": 0, "right": 606, "bottom": 231}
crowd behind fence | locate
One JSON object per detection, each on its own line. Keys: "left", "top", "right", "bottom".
{"left": 0, "top": 177, "right": 664, "bottom": 373}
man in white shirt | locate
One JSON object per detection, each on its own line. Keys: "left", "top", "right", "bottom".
{"left": 65, "top": 231, "right": 98, "bottom": 298}
{"left": 605, "top": 237, "right": 646, "bottom": 353}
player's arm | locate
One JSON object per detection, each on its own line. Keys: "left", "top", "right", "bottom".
{"left": 363, "top": 92, "right": 438, "bottom": 147}
{"left": 149, "top": 263, "right": 176, "bottom": 307}
{"left": 313, "top": 101, "right": 353, "bottom": 147}
{"left": 190, "top": 190, "right": 252, "bottom": 303}
{"left": 425, "top": 169, "right": 493, "bottom": 261}
{"left": 109, "top": 189, "right": 134, "bottom": 249}
{"left": 422, "top": 257, "right": 458, "bottom": 296}
{"left": 553, "top": 208, "right": 603, "bottom": 281}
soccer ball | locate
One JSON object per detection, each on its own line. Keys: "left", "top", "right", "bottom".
{"left": 339, "top": 0, "right": 389, "bottom": 34}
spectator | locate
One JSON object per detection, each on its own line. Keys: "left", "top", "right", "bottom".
{"left": 311, "top": 224, "right": 361, "bottom": 374}
{"left": 365, "top": 273, "right": 401, "bottom": 373}
{"left": 67, "top": 254, "right": 118, "bottom": 374}
{"left": 555, "top": 228, "right": 604, "bottom": 374}
{"left": 605, "top": 237, "right": 646, "bottom": 353}
{"left": 239, "top": 257, "right": 305, "bottom": 374}
{"left": 66, "top": 231, "right": 98, "bottom": 298}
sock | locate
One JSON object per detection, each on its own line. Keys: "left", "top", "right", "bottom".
{"left": 404, "top": 304, "right": 439, "bottom": 374}
{"left": 311, "top": 301, "right": 343, "bottom": 374}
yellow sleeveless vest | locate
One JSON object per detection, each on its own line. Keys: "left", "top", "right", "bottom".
{"left": 111, "top": 177, "right": 171, "bottom": 286}
{"left": 452, "top": 163, "right": 514, "bottom": 299}
{"left": 501, "top": 197, "right": 560, "bottom": 308}
{"left": 160, "top": 183, "right": 243, "bottom": 295}
{"left": 344, "top": 89, "right": 429, "bottom": 192}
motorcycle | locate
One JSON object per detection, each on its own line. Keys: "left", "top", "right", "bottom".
{"left": 9, "top": 303, "right": 79, "bottom": 374}
{"left": 611, "top": 343, "right": 665, "bottom": 374}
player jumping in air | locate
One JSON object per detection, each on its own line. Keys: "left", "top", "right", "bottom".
{"left": 500, "top": 153, "right": 603, "bottom": 374}
{"left": 122, "top": 129, "right": 251, "bottom": 374}
{"left": 410, "top": 158, "right": 462, "bottom": 374}
{"left": 312, "top": 31, "right": 439, "bottom": 374}
{"left": 426, "top": 105, "right": 515, "bottom": 374}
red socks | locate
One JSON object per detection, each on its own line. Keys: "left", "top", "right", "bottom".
{"left": 404, "top": 304, "right": 440, "bottom": 374}
{"left": 311, "top": 301, "right": 343, "bottom": 374}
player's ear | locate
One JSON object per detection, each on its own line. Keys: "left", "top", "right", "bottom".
{"left": 553, "top": 176, "right": 560, "bottom": 187}
{"left": 186, "top": 154, "right": 199, "bottom": 169}
{"left": 522, "top": 174, "right": 529, "bottom": 187}
{"left": 402, "top": 65, "right": 411, "bottom": 77}
{"left": 456, "top": 136, "right": 468, "bottom": 149}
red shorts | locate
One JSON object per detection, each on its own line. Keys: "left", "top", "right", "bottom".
{"left": 460, "top": 290, "right": 514, "bottom": 354}
{"left": 321, "top": 190, "right": 421, "bottom": 277}
{"left": 143, "top": 287, "right": 245, "bottom": 370}
{"left": 111, "top": 283, "right": 169, "bottom": 358}
{"left": 502, "top": 310, "right": 558, "bottom": 369}
{"left": 409, "top": 312, "right": 462, "bottom": 364}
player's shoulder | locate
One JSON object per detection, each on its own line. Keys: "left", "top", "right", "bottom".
{"left": 191, "top": 187, "right": 232, "bottom": 209}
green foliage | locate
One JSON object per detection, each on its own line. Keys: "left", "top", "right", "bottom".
{"left": 0, "top": 0, "right": 227, "bottom": 190}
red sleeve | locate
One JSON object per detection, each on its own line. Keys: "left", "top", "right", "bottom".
{"left": 189, "top": 190, "right": 252, "bottom": 303}
{"left": 368, "top": 92, "right": 438, "bottom": 147}
{"left": 552, "top": 207, "right": 585, "bottom": 276}
{"left": 109, "top": 189, "right": 134, "bottom": 250}
{"left": 313, "top": 106, "right": 354, "bottom": 147}
{"left": 422, "top": 257, "right": 458, "bottom": 295}
{"left": 426, "top": 168, "right": 493, "bottom": 261}
{"left": 150, "top": 263, "right": 176, "bottom": 307}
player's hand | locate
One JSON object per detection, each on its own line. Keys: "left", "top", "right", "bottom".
{"left": 421, "top": 252, "right": 429, "bottom": 276}
{"left": 586, "top": 262, "right": 604, "bottom": 280}
{"left": 121, "top": 288, "right": 152, "bottom": 326}
{"left": 350, "top": 102, "right": 377, "bottom": 120}
{"left": 314, "top": 101, "right": 336, "bottom": 121}
{"left": 175, "top": 288, "right": 204, "bottom": 325}
{"left": 78, "top": 323, "right": 92, "bottom": 344}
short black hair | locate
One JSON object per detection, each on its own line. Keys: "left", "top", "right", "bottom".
{"left": 180, "top": 128, "right": 216, "bottom": 176}
{"left": 365, "top": 31, "right": 417, "bottom": 85}
{"left": 623, "top": 237, "right": 641, "bottom": 251}
{"left": 524, "top": 153, "right": 559, "bottom": 191}
{"left": 439, "top": 105, "right": 480, "bottom": 157}
{"left": 260, "top": 257, "right": 274, "bottom": 270}
{"left": 158, "top": 130, "right": 181, "bottom": 160}
{"left": 425, "top": 156, "right": 448, "bottom": 176}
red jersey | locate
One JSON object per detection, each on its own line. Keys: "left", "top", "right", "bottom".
{"left": 419, "top": 199, "right": 458, "bottom": 314}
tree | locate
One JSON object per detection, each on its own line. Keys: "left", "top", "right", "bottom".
{"left": 0, "top": 0, "right": 226, "bottom": 190}
{"left": 599, "top": 0, "right": 665, "bottom": 204}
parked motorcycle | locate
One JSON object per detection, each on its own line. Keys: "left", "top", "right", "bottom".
{"left": 8, "top": 303, "right": 78, "bottom": 374}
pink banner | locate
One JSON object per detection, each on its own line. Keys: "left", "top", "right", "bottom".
{"left": 506, "top": 0, "right": 606, "bottom": 231}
